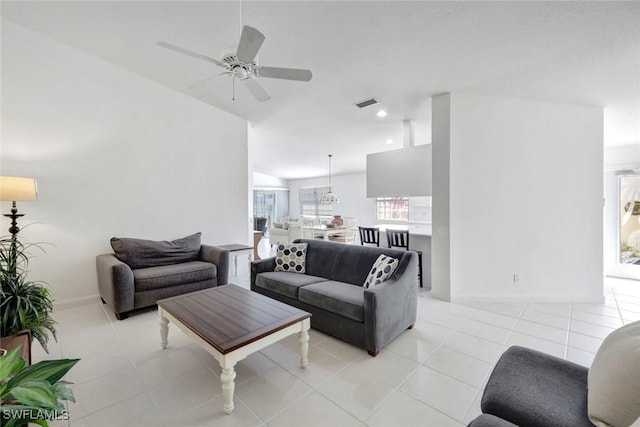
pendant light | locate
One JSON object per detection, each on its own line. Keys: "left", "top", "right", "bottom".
{"left": 320, "top": 154, "right": 339, "bottom": 204}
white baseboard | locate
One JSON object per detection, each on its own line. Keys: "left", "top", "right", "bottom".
{"left": 54, "top": 295, "right": 101, "bottom": 310}
{"left": 451, "top": 294, "right": 605, "bottom": 304}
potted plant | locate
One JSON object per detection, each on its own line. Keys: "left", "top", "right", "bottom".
{"left": 0, "top": 346, "right": 78, "bottom": 427}
{"left": 0, "top": 234, "right": 56, "bottom": 356}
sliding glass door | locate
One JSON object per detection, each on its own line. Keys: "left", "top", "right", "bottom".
{"left": 607, "top": 171, "right": 640, "bottom": 280}
{"left": 619, "top": 174, "right": 640, "bottom": 266}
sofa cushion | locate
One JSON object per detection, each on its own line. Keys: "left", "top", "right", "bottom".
{"left": 467, "top": 414, "right": 519, "bottom": 427}
{"left": 133, "top": 261, "right": 216, "bottom": 292}
{"left": 363, "top": 254, "right": 399, "bottom": 289}
{"left": 274, "top": 243, "right": 308, "bottom": 273}
{"left": 111, "top": 233, "right": 201, "bottom": 269}
{"left": 299, "top": 280, "right": 365, "bottom": 322}
{"left": 255, "top": 271, "right": 328, "bottom": 299}
{"left": 481, "top": 346, "right": 592, "bottom": 427}
{"left": 588, "top": 320, "right": 640, "bottom": 427}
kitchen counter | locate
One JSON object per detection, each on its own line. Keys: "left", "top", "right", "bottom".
{"left": 374, "top": 223, "right": 432, "bottom": 289}
{"left": 375, "top": 223, "right": 432, "bottom": 236}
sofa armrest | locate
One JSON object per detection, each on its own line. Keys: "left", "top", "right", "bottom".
{"left": 250, "top": 257, "right": 276, "bottom": 291}
{"left": 200, "top": 245, "right": 230, "bottom": 285}
{"left": 96, "top": 254, "right": 135, "bottom": 315}
{"left": 481, "top": 346, "right": 591, "bottom": 427}
{"left": 363, "top": 252, "right": 418, "bottom": 354}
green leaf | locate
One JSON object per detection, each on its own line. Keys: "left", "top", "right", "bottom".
{"left": 0, "top": 346, "right": 26, "bottom": 381}
{"left": 9, "top": 379, "right": 60, "bottom": 409}
{"left": 5, "top": 358, "right": 79, "bottom": 392}
{"left": 52, "top": 381, "right": 75, "bottom": 403}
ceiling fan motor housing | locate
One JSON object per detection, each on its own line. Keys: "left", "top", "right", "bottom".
{"left": 221, "top": 49, "right": 257, "bottom": 80}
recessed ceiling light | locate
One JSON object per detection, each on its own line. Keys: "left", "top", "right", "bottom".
{"left": 376, "top": 110, "right": 387, "bottom": 118}
{"left": 385, "top": 139, "right": 394, "bottom": 145}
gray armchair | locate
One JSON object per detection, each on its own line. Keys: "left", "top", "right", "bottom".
{"left": 96, "top": 233, "right": 229, "bottom": 320}
{"left": 469, "top": 320, "right": 640, "bottom": 427}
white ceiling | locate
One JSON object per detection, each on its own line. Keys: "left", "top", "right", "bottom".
{"left": 2, "top": 1, "right": 639, "bottom": 179}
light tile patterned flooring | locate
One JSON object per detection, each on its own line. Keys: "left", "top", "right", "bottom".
{"left": 36, "top": 252, "right": 640, "bottom": 426}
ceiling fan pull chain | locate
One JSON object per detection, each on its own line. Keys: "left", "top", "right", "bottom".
{"left": 232, "top": 76, "right": 235, "bottom": 101}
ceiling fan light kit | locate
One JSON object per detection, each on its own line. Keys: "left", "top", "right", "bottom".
{"left": 157, "top": 25, "right": 312, "bottom": 102}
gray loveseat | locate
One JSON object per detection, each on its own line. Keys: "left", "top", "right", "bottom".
{"left": 96, "top": 233, "right": 229, "bottom": 320}
{"left": 250, "top": 239, "right": 419, "bottom": 355}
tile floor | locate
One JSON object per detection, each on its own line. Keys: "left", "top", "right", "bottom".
{"left": 34, "top": 245, "right": 640, "bottom": 427}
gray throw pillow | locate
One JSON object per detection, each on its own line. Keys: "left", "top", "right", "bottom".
{"left": 587, "top": 320, "right": 640, "bottom": 427}
{"left": 110, "top": 232, "right": 201, "bottom": 269}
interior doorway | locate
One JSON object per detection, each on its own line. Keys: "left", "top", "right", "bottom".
{"left": 253, "top": 189, "right": 289, "bottom": 232}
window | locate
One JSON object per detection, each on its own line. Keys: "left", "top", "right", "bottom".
{"left": 299, "top": 186, "right": 333, "bottom": 216}
{"left": 376, "top": 197, "right": 432, "bottom": 222}
{"left": 376, "top": 197, "right": 409, "bottom": 221}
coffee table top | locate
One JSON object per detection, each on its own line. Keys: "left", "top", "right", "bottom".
{"left": 157, "top": 284, "right": 311, "bottom": 354}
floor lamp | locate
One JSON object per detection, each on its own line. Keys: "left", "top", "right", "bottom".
{"left": 0, "top": 176, "right": 39, "bottom": 238}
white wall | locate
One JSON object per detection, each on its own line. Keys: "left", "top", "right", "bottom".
{"left": 604, "top": 144, "right": 640, "bottom": 170}
{"left": 288, "top": 173, "right": 376, "bottom": 226}
{"left": 433, "top": 93, "right": 604, "bottom": 302}
{"left": 366, "top": 145, "right": 432, "bottom": 197}
{"left": 1, "top": 21, "right": 249, "bottom": 305}
{"left": 252, "top": 172, "right": 289, "bottom": 189}
{"left": 431, "top": 93, "right": 452, "bottom": 301}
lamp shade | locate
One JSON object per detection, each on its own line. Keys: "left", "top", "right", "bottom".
{"left": 320, "top": 191, "right": 339, "bottom": 204}
{"left": 320, "top": 154, "right": 339, "bottom": 204}
{"left": 0, "top": 176, "right": 38, "bottom": 201}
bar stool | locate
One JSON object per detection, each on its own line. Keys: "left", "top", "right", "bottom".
{"left": 358, "top": 226, "right": 380, "bottom": 247}
{"left": 385, "top": 229, "right": 423, "bottom": 288}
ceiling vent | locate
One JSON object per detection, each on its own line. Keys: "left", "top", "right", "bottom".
{"left": 354, "top": 98, "right": 379, "bottom": 109}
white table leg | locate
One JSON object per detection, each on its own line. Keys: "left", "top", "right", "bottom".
{"left": 159, "top": 315, "right": 169, "bottom": 349}
{"left": 234, "top": 254, "right": 238, "bottom": 276}
{"left": 299, "top": 327, "right": 309, "bottom": 368}
{"left": 220, "top": 364, "right": 237, "bottom": 415}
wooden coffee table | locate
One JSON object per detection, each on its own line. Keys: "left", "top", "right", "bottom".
{"left": 157, "top": 284, "right": 311, "bottom": 415}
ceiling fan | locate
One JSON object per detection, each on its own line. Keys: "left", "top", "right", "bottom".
{"left": 157, "top": 25, "right": 312, "bottom": 102}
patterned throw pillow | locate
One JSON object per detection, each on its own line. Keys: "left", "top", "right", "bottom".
{"left": 274, "top": 243, "right": 308, "bottom": 273}
{"left": 363, "top": 254, "right": 399, "bottom": 289}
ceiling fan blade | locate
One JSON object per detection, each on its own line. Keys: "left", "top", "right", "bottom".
{"left": 189, "top": 72, "right": 229, "bottom": 89}
{"left": 236, "top": 26, "right": 265, "bottom": 64}
{"left": 157, "top": 41, "right": 226, "bottom": 67}
{"left": 256, "top": 66, "right": 313, "bottom": 82}
{"left": 244, "top": 78, "right": 271, "bottom": 102}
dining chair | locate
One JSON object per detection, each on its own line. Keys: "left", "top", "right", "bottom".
{"left": 385, "top": 229, "right": 423, "bottom": 288}
{"left": 329, "top": 217, "right": 358, "bottom": 244}
{"left": 359, "top": 227, "right": 380, "bottom": 247}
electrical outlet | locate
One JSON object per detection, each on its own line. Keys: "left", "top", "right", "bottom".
{"left": 513, "top": 273, "right": 519, "bottom": 284}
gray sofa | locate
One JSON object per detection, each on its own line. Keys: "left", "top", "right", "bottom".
{"left": 96, "top": 233, "right": 229, "bottom": 320}
{"left": 250, "top": 239, "right": 418, "bottom": 355}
